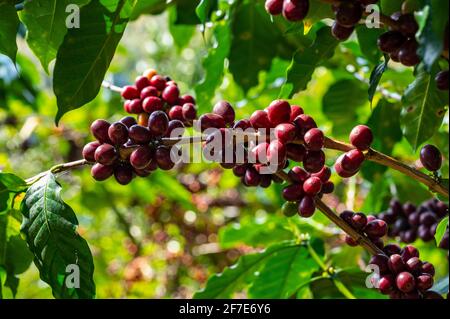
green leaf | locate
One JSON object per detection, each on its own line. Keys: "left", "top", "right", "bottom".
{"left": 20, "top": 0, "right": 91, "bottom": 73}
{"left": 53, "top": 0, "right": 137, "bottom": 124}
{"left": 130, "top": 0, "right": 167, "bottom": 20}
{"left": 362, "top": 100, "right": 402, "bottom": 181}
{"left": 418, "top": 0, "right": 449, "bottom": 71}
{"left": 356, "top": 26, "right": 384, "bottom": 65}
{"left": 174, "top": 0, "right": 200, "bottom": 25}
{"left": 0, "top": 1, "right": 19, "bottom": 63}
{"left": 305, "top": 0, "right": 334, "bottom": 25}
{"left": 435, "top": 216, "right": 448, "bottom": 245}
{"left": 368, "top": 55, "right": 389, "bottom": 105}
{"left": 248, "top": 244, "right": 319, "bottom": 298}
{"left": 322, "top": 79, "right": 368, "bottom": 136}
{"left": 0, "top": 173, "right": 26, "bottom": 212}
{"left": 194, "top": 241, "right": 301, "bottom": 299}
{"left": 168, "top": 7, "right": 195, "bottom": 50}
{"left": 196, "top": 0, "right": 217, "bottom": 25}
{"left": 380, "top": 0, "right": 403, "bottom": 16}
{"left": 280, "top": 26, "right": 339, "bottom": 98}
{"left": 20, "top": 173, "right": 95, "bottom": 299}
{"left": 228, "top": 1, "right": 283, "bottom": 93}
{"left": 401, "top": 66, "right": 448, "bottom": 150}
{"left": 195, "top": 22, "right": 231, "bottom": 112}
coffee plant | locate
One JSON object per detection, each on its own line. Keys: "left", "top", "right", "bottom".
{"left": 0, "top": 0, "right": 448, "bottom": 300}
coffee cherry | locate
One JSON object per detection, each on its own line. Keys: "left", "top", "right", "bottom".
{"left": 312, "top": 166, "right": 331, "bottom": 183}
{"left": 265, "top": 0, "right": 283, "bottom": 15}
{"left": 335, "top": 1, "right": 363, "bottom": 27}
{"left": 149, "top": 111, "right": 169, "bottom": 137}
{"left": 293, "top": 114, "right": 317, "bottom": 137}
{"left": 334, "top": 156, "right": 358, "bottom": 178}
{"left": 82, "top": 141, "right": 101, "bottom": 162}
{"left": 388, "top": 254, "right": 406, "bottom": 274}
{"left": 140, "top": 86, "right": 158, "bottom": 100}
{"left": 288, "top": 166, "right": 310, "bottom": 184}
{"left": 142, "top": 96, "right": 163, "bottom": 113}
{"left": 149, "top": 75, "right": 166, "bottom": 90}
{"left": 182, "top": 103, "right": 197, "bottom": 122}
{"left": 405, "top": 257, "right": 422, "bottom": 274}
{"left": 233, "top": 119, "right": 252, "bottom": 131}
{"left": 135, "top": 76, "right": 151, "bottom": 91}
{"left": 397, "top": 14, "right": 419, "bottom": 36}
{"left": 369, "top": 254, "right": 390, "bottom": 274}
{"left": 282, "top": 184, "right": 304, "bottom": 201}
{"left": 420, "top": 212, "right": 438, "bottom": 227}
{"left": 396, "top": 272, "right": 416, "bottom": 293}
{"left": 266, "top": 100, "right": 291, "bottom": 126}
{"left": 383, "top": 244, "right": 402, "bottom": 256}
{"left": 303, "top": 150, "right": 325, "bottom": 173}
{"left": 282, "top": 201, "right": 299, "bottom": 217}
{"left": 341, "top": 149, "right": 365, "bottom": 172}
{"left": 250, "top": 142, "right": 270, "bottom": 164}
{"left": 250, "top": 110, "right": 272, "bottom": 129}
{"left": 377, "top": 31, "right": 406, "bottom": 53}
{"left": 168, "top": 106, "right": 184, "bottom": 122}
{"left": 267, "top": 140, "right": 287, "bottom": 168}
{"left": 344, "top": 235, "right": 358, "bottom": 247}
{"left": 416, "top": 274, "right": 434, "bottom": 292}
{"left": 282, "top": 0, "right": 309, "bottom": 22}
{"left": 127, "top": 99, "right": 144, "bottom": 114}
{"left": 398, "top": 39, "right": 420, "bottom": 66}
{"left": 162, "top": 85, "right": 180, "bottom": 105}
{"left": 351, "top": 213, "right": 368, "bottom": 230}
{"left": 199, "top": 113, "right": 226, "bottom": 131}
{"left": 245, "top": 167, "right": 261, "bottom": 187}
{"left": 298, "top": 196, "right": 316, "bottom": 217}
{"left": 303, "top": 177, "right": 322, "bottom": 195}
{"left": 94, "top": 144, "right": 117, "bottom": 166}
{"left": 350, "top": 125, "right": 373, "bottom": 150}
{"left": 418, "top": 224, "right": 434, "bottom": 241}
{"left": 287, "top": 144, "right": 307, "bottom": 162}
{"left": 121, "top": 85, "right": 140, "bottom": 100}
{"left": 321, "top": 181, "right": 335, "bottom": 194}
{"left": 401, "top": 245, "right": 419, "bottom": 262}
{"left": 213, "top": 101, "right": 235, "bottom": 126}
{"left": 120, "top": 116, "right": 137, "bottom": 128}
{"left": 421, "top": 262, "right": 435, "bottom": 276}
{"left": 114, "top": 164, "right": 134, "bottom": 185}
{"left": 130, "top": 146, "right": 154, "bottom": 170}
{"left": 155, "top": 146, "right": 175, "bottom": 170}
{"left": 378, "top": 275, "right": 395, "bottom": 294}
{"left": 364, "top": 220, "right": 388, "bottom": 238}
{"left": 274, "top": 123, "right": 297, "bottom": 143}
{"left": 128, "top": 125, "right": 152, "bottom": 144}
{"left": 90, "top": 119, "right": 111, "bottom": 143}
{"left": 420, "top": 144, "right": 442, "bottom": 172}
{"left": 166, "top": 120, "right": 185, "bottom": 138}
{"left": 91, "top": 163, "right": 114, "bottom": 181}
{"left": 304, "top": 128, "right": 324, "bottom": 151}
{"left": 108, "top": 122, "right": 129, "bottom": 145}
{"left": 331, "top": 22, "right": 354, "bottom": 41}
{"left": 181, "top": 95, "right": 196, "bottom": 105}
{"left": 290, "top": 106, "right": 304, "bottom": 121}
{"left": 435, "top": 70, "right": 449, "bottom": 90}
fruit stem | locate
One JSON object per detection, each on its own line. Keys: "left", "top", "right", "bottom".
{"left": 101, "top": 81, "right": 123, "bottom": 93}
{"left": 25, "top": 159, "right": 90, "bottom": 185}
{"left": 323, "top": 137, "right": 449, "bottom": 199}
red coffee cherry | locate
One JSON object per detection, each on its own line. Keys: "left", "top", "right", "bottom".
{"left": 135, "top": 76, "right": 151, "bottom": 91}
{"left": 83, "top": 141, "right": 101, "bottom": 162}
{"left": 181, "top": 95, "right": 196, "bottom": 105}
{"left": 121, "top": 85, "right": 140, "bottom": 100}
{"left": 288, "top": 166, "right": 310, "bottom": 184}
{"left": 275, "top": 123, "right": 297, "bottom": 143}
{"left": 335, "top": 155, "right": 359, "bottom": 178}
{"left": 166, "top": 120, "right": 185, "bottom": 138}
{"left": 266, "top": 100, "right": 291, "bottom": 126}
{"left": 213, "top": 101, "right": 235, "bottom": 126}
{"left": 94, "top": 144, "right": 117, "bottom": 166}
{"left": 290, "top": 105, "right": 304, "bottom": 121}
{"left": 265, "top": 0, "right": 283, "bottom": 15}
{"left": 155, "top": 146, "right": 175, "bottom": 170}
{"left": 331, "top": 22, "right": 355, "bottom": 41}
{"left": 282, "top": 0, "right": 310, "bottom": 22}
{"left": 267, "top": 140, "right": 287, "bottom": 168}
{"left": 364, "top": 219, "right": 388, "bottom": 238}
{"left": 149, "top": 75, "right": 166, "bottom": 90}
{"left": 293, "top": 114, "right": 317, "bottom": 137}
{"left": 335, "top": 1, "right": 363, "bottom": 27}
{"left": 421, "top": 262, "right": 435, "bottom": 276}
{"left": 90, "top": 119, "right": 111, "bottom": 143}
{"left": 378, "top": 275, "right": 395, "bottom": 295}
{"left": 233, "top": 119, "right": 252, "bottom": 130}
{"left": 282, "top": 184, "right": 304, "bottom": 201}
{"left": 181, "top": 103, "right": 197, "bottom": 124}
{"left": 416, "top": 274, "right": 434, "bottom": 292}
{"left": 396, "top": 272, "right": 416, "bottom": 293}
{"left": 420, "top": 144, "right": 442, "bottom": 172}
{"left": 169, "top": 105, "right": 184, "bottom": 122}
{"left": 127, "top": 99, "right": 144, "bottom": 114}
{"left": 405, "top": 257, "right": 422, "bottom": 274}
{"left": 303, "top": 177, "right": 322, "bottom": 195}
{"left": 341, "top": 149, "right": 365, "bottom": 172}
{"left": 312, "top": 166, "right": 331, "bottom": 183}
{"left": 304, "top": 128, "right": 324, "bottom": 151}
{"left": 298, "top": 196, "right": 316, "bottom": 217}
{"left": 162, "top": 85, "right": 180, "bottom": 105}
{"left": 120, "top": 116, "right": 137, "bottom": 128}
{"left": 401, "top": 245, "right": 419, "bottom": 262}
{"left": 128, "top": 125, "right": 152, "bottom": 144}
{"left": 114, "top": 164, "right": 134, "bottom": 185}
{"left": 142, "top": 96, "right": 163, "bottom": 113}
{"left": 130, "top": 146, "right": 154, "bottom": 170}
{"left": 140, "top": 86, "right": 158, "bottom": 100}
{"left": 198, "top": 113, "right": 226, "bottom": 131}
{"left": 250, "top": 110, "right": 272, "bottom": 129}
{"left": 350, "top": 125, "right": 373, "bottom": 150}
{"left": 148, "top": 111, "right": 169, "bottom": 137}
{"left": 108, "top": 122, "right": 129, "bottom": 145}
{"left": 388, "top": 254, "right": 406, "bottom": 274}
{"left": 91, "top": 163, "right": 114, "bottom": 181}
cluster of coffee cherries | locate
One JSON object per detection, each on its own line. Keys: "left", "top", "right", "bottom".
{"left": 420, "top": 144, "right": 443, "bottom": 173}
{"left": 377, "top": 198, "right": 448, "bottom": 248}
{"left": 83, "top": 70, "right": 195, "bottom": 185}
{"left": 334, "top": 125, "right": 373, "bottom": 178}
{"left": 121, "top": 69, "right": 197, "bottom": 127}
{"left": 369, "top": 244, "right": 442, "bottom": 299}
{"left": 340, "top": 210, "right": 388, "bottom": 249}
{"left": 264, "top": 0, "right": 310, "bottom": 22}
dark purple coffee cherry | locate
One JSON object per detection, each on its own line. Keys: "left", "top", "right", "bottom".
{"left": 321, "top": 181, "right": 335, "bottom": 194}
{"left": 350, "top": 125, "right": 373, "bottom": 150}
{"left": 282, "top": 0, "right": 310, "bottom": 22}
{"left": 298, "top": 195, "right": 316, "bottom": 217}
{"left": 108, "top": 122, "right": 129, "bottom": 145}
{"left": 369, "top": 254, "right": 390, "bottom": 274}
{"left": 435, "top": 70, "right": 449, "bottom": 91}
{"left": 94, "top": 144, "right": 117, "bottom": 166}
{"left": 421, "top": 262, "right": 435, "bottom": 276}
{"left": 91, "top": 163, "right": 113, "bottom": 181}
{"left": 282, "top": 184, "right": 304, "bottom": 201}
{"left": 401, "top": 245, "right": 419, "bottom": 262}
{"left": 416, "top": 274, "right": 434, "bottom": 292}
{"left": 90, "top": 119, "right": 111, "bottom": 143}
{"left": 82, "top": 141, "right": 101, "bottom": 162}
{"left": 286, "top": 144, "right": 307, "bottom": 162}
{"left": 149, "top": 111, "right": 169, "bottom": 137}
{"left": 265, "top": 0, "right": 284, "bottom": 15}
{"left": 397, "top": 14, "right": 419, "bottom": 36}
{"left": 335, "top": 1, "right": 363, "bottom": 27}
{"left": 166, "top": 120, "right": 185, "bottom": 138}
{"left": 398, "top": 39, "right": 420, "bottom": 66}
{"left": 351, "top": 213, "right": 368, "bottom": 230}
{"left": 128, "top": 125, "right": 152, "bottom": 145}
{"left": 383, "top": 243, "right": 402, "bottom": 256}
{"left": 405, "top": 257, "right": 422, "bottom": 274}
{"left": 130, "top": 146, "right": 154, "bottom": 170}
{"left": 420, "top": 144, "right": 442, "bottom": 172}
{"left": 364, "top": 219, "right": 388, "bottom": 238}
{"left": 114, "top": 164, "right": 134, "bottom": 185}
{"left": 377, "top": 31, "right": 406, "bottom": 53}
{"left": 213, "top": 101, "right": 235, "bottom": 126}
{"left": 198, "top": 113, "right": 226, "bottom": 131}
{"left": 419, "top": 212, "right": 438, "bottom": 226}
{"left": 155, "top": 146, "right": 175, "bottom": 170}
{"left": 331, "top": 22, "right": 354, "bottom": 41}
{"left": 120, "top": 116, "right": 137, "bottom": 128}
{"left": 303, "top": 150, "right": 325, "bottom": 173}
{"left": 245, "top": 167, "right": 261, "bottom": 187}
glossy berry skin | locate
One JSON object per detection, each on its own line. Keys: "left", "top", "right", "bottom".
{"left": 321, "top": 181, "right": 335, "bottom": 194}
{"left": 249, "top": 110, "right": 272, "bottom": 130}
{"left": 182, "top": 103, "right": 197, "bottom": 122}
{"left": 364, "top": 220, "right": 388, "bottom": 238}
{"left": 108, "top": 122, "right": 129, "bottom": 145}
{"left": 312, "top": 166, "right": 331, "bottom": 183}
{"left": 298, "top": 196, "right": 316, "bottom": 217}
{"left": 282, "top": 201, "right": 299, "bottom": 217}
{"left": 213, "top": 101, "right": 235, "bottom": 126}
{"left": 130, "top": 146, "right": 154, "bottom": 170}
{"left": 420, "top": 144, "right": 442, "bottom": 172}
{"left": 114, "top": 165, "right": 134, "bottom": 185}
{"left": 82, "top": 141, "right": 101, "bottom": 162}
{"left": 401, "top": 245, "right": 419, "bottom": 262}
{"left": 287, "top": 144, "right": 306, "bottom": 162}
{"left": 149, "top": 75, "right": 166, "bottom": 91}
{"left": 267, "top": 140, "right": 287, "bottom": 168}
{"left": 303, "top": 150, "right": 325, "bottom": 173}
{"left": 435, "top": 70, "right": 449, "bottom": 91}
{"left": 120, "top": 116, "right": 137, "bottom": 128}
{"left": 265, "top": 0, "right": 283, "bottom": 15}
{"left": 369, "top": 254, "right": 390, "bottom": 274}
{"left": 126, "top": 99, "right": 143, "bottom": 114}
{"left": 135, "top": 76, "right": 151, "bottom": 91}
{"left": 335, "top": 1, "right": 363, "bottom": 27}
{"left": 351, "top": 213, "right": 368, "bottom": 230}
{"left": 245, "top": 168, "right": 261, "bottom": 187}
{"left": 166, "top": 120, "right": 185, "bottom": 138}
{"left": 275, "top": 123, "right": 297, "bottom": 143}
{"left": 181, "top": 95, "right": 196, "bottom": 105}
{"left": 282, "top": 0, "right": 309, "bottom": 22}
{"left": 421, "top": 262, "right": 435, "bottom": 276}
{"left": 94, "top": 144, "right": 117, "bottom": 166}
{"left": 290, "top": 106, "right": 304, "bottom": 121}
{"left": 405, "top": 257, "right": 422, "bottom": 274}
{"left": 148, "top": 111, "right": 169, "bottom": 137}
{"left": 142, "top": 96, "right": 163, "bottom": 113}
{"left": 383, "top": 244, "right": 402, "bottom": 256}
{"left": 198, "top": 113, "right": 226, "bottom": 132}
{"left": 388, "top": 254, "right": 406, "bottom": 274}
{"left": 335, "top": 156, "right": 358, "bottom": 178}
{"left": 140, "top": 86, "right": 158, "bottom": 100}
{"left": 341, "top": 149, "right": 365, "bottom": 172}
{"left": 288, "top": 166, "right": 310, "bottom": 184}
{"left": 121, "top": 85, "right": 140, "bottom": 100}
{"left": 162, "top": 85, "right": 180, "bottom": 105}
{"left": 91, "top": 163, "right": 113, "bottom": 181}
{"left": 155, "top": 146, "right": 175, "bottom": 170}
{"left": 378, "top": 275, "right": 395, "bottom": 294}
{"left": 350, "top": 125, "right": 373, "bottom": 150}
{"left": 282, "top": 184, "right": 304, "bottom": 201}
{"left": 128, "top": 125, "right": 152, "bottom": 144}
{"left": 90, "top": 119, "right": 111, "bottom": 143}
{"left": 293, "top": 114, "right": 317, "bottom": 137}
{"left": 377, "top": 31, "right": 406, "bottom": 53}
{"left": 233, "top": 119, "right": 252, "bottom": 131}
{"left": 396, "top": 272, "right": 416, "bottom": 293}
{"left": 303, "top": 177, "right": 322, "bottom": 195}
{"left": 398, "top": 40, "right": 420, "bottom": 66}
{"left": 331, "top": 22, "right": 354, "bottom": 41}
{"left": 304, "top": 128, "right": 324, "bottom": 151}
{"left": 416, "top": 274, "right": 434, "bottom": 292}
{"left": 397, "top": 14, "right": 419, "bottom": 36}
{"left": 169, "top": 105, "right": 184, "bottom": 122}
{"left": 266, "top": 100, "right": 291, "bottom": 126}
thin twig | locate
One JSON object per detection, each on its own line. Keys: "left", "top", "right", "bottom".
{"left": 25, "top": 159, "right": 90, "bottom": 184}
{"left": 102, "top": 81, "right": 123, "bottom": 93}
